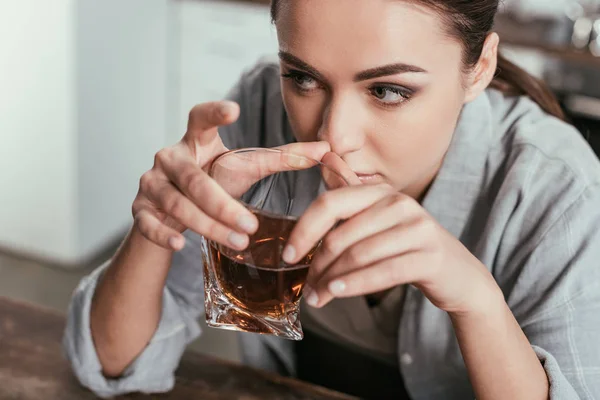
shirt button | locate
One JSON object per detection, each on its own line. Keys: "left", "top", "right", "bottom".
{"left": 400, "top": 353, "right": 413, "bottom": 365}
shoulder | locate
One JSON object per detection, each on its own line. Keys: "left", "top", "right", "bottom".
{"left": 483, "top": 90, "right": 600, "bottom": 230}
{"left": 479, "top": 92, "right": 600, "bottom": 314}
{"left": 221, "top": 58, "right": 292, "bottom": 148}
{"left": 487, "top": 89, "right": 600, "bottom": 188}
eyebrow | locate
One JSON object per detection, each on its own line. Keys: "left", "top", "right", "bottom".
{"left": 354, "top": 63, "right": 427, "bottom": 81}
{"left": 279, "top": 51, "right": 326, "bottom": 81}
{"left": 278, "top": 51, "right": 427, "bottom": 83}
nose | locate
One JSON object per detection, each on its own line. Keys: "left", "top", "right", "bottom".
{"left": 317, "top": 95, "right": 365, "bottom": 156}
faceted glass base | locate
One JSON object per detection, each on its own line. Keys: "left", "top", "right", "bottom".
{"left": 201, "top": 238, "right": 304, "bottom": 341}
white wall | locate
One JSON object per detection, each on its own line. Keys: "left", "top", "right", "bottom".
{"left": 0, "top": 0, "right": 170, "bottom": 265}
{"left": 0, "top": 0, "right": 77, "bottom": 259}
{"left": 0, "top": 0, "right": 276, "bottom": 265}
{"left": 76, "top": 0, "right": 170, "bottom": 258}
{"left": 174, "top": 0, "right": 278, "bottom": 140}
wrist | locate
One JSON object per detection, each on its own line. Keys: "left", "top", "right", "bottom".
{"left": 449, "top": 275, "right": 506, "bottom": 322}
{"left": 104, "top": 223, "right": 175, "bottom": 291}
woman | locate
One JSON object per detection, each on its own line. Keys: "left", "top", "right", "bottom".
{"left": 64, "top": 0, "right": 600, "bottom": 399}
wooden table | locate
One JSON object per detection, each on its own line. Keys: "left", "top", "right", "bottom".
{"left": 0, "top": 297, "right": 355, "bottom": 400}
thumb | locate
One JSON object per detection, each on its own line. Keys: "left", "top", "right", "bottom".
{"left": 184, "top": 101, "right": 240, "bottom": 148}
{"left": 275, "top": 141, "right": 331, "bottom": 164}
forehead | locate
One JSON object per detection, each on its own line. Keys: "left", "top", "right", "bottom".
{"left": 276, "top": 0, "right": 462, "bottom": 74}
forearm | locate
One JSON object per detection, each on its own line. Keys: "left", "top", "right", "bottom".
{"left": 450, "top": 293, "right": 549, "bottom": 400}
{"left": 91, "top": 224, "right": 173, "bottom": 377}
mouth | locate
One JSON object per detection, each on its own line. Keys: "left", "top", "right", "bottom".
{"left": 354, "top": 172, "right": 386, "bottom": 184}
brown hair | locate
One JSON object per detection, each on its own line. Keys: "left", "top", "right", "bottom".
{"left": 270, "top": 0, "right": 565, "bottom": 120}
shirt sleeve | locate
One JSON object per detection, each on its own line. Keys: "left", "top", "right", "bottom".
{"left": 505, "top": 183, "right": 600, "bottom": 399}
{"left": 62, "top": 230, "right": 207, "bottom": 398}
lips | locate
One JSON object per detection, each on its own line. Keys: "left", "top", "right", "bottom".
{"left": 355, "top": 172, "right": 385, "bottom": 184}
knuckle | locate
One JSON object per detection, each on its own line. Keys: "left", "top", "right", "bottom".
{"left": 418, "top": 215, "right": 436, "bottom": 233}
{"left": 153, "top": 148, "right": 173, "bottom": 167}
{"left": 165, "top": 195, "right": 186, "bottom": 218}
{"left": 186, "top": 174, "right": 206, "bottom": 196}
{"left": 388, "top": 193, "right": 406, "bottom": 208}
{"left": 134, "top": 213, "right": 151, "bottom": 236}
{"left": 153, "top": 151, "right": 163, "bottom": 168}
{"left": 131, "top": 199, "right": 144, "bottom": 218}
{"left": 346, "top": 245, "right": 364, "bottom": 265}
{"left": 321, "top": 235, "right": 340, "bottom": 257}
{"left": 202, "top": 219, "right": 221, "bottom": 237}
{"left": 391, "top": 191, "right": 409, "bottom": 205}
{"left": 377, "top": 182, "right": 396, "bottom": 194}
{"left": 192, "top": 214, "right": 221, "bottom": 239}
{"left": 139, "top": 171, "right": 154, "bottom": 193}
{"left": 213, "top": 198, "right": 232, "bottom": 219}
{"left": 177, "top": 166, "right": 195, "bottom": 187}
{"left": 389, "top": 192, "right": 417, "bottom": 213}
{"left": 188, "top": 104, "right": 202, "bottom": 123}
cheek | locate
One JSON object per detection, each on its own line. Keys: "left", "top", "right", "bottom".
{"left": 281, "top": 84, "right": 325, "bottom": 142}
{"left": 370, "top": 81, "right": 464, "bottom": 186}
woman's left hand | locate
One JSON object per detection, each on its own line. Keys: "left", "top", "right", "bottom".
{"left": 283, "top": 183, "right": 503, "bottom": 315}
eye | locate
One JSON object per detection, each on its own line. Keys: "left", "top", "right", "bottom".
{"left": 281, "top": 71, "right": 320, "bottom": 92}
{"left": 369, "top": 85, "right": 412, "bottom": 105}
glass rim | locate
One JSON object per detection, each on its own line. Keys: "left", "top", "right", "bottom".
{"left": 210, "top": 147, "right": 351, "bottom": 220}
{"left": 210, "top": 147, "right": 350, "bottom": 184}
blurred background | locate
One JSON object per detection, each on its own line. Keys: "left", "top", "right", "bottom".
{"left": 1, "top": 0, "right": 599, "bottom": 363}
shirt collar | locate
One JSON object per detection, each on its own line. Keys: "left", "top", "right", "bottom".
{"left": 421, "top": 91, "right": 494, "bottom": 241}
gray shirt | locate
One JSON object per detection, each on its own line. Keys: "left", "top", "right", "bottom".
{"left": 63, "top": 61, "right": 600, "bottom": 399}
{"left": 299, "top": 284, "right": 406, "bottom": 367}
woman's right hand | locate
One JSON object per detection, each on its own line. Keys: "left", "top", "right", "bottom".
{"left": 132, "top": 100, "right": 331, "bottom": 252}
{"left": 132, "top": 100, "right": 261, "bottom": 252}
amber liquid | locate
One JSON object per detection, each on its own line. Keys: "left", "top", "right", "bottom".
{"left": 209, "top": 210, "right": 317, "bottom": 318}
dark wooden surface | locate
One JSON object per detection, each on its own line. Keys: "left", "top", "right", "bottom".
{"left": 0, "top": 296, "right": 355, "bottom": 400}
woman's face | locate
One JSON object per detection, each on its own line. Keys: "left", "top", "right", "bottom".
{"left": 276, "top": 0, "right": 476, "bottom": 198}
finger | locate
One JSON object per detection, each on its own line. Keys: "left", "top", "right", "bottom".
{"left": 311, "top": 252, "right": 424, "bottom": 308}
{"left": 275, "top": 141, "right": 331, "bottom": 163}
{"left": 184, "top": 101, "right": 240, "bottom": 147}
{"left": 283, "top": 183, "right": 395, "bottom": 264}
{"left": 134, "top": 209, "right": 186, "bottom": 251}
{"left": 320, "top": 152, "right": 361, "bottom": 189}
{"left": 310, "top": 220, "right": 423, "bottom": 292}
{"left": 210, "top": 148, "right": 319, "bottom": 190}
{"left": 209, "top": 144, "right": 330, "bottom": 198}
{"left": 307, "top": 194, "right": 419, "bottom": 285}
{"left": 216, "top": 141, "right": 330, "bottom": 180}
{"left": 148, "top": 180, "right": 250, "bottom": 250}
{"left": 159, "top": 153, "right": 258, "bottom": 234}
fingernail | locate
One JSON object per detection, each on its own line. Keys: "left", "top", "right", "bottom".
{"left": 282, "top": 245, "right": 296, "bottom": 264}
{"left": 328, "top": 280, "right": 346, "bottom": 295}
{"left": 168, "top": 236, "right": 184, "bottom": 250}
{"left": 228, "top": 232, "right": 247, "bottom": 248}
{"left": 237, "top": 215, "right": 257, "bottom": 234}
{"left": 306, "top": 291, "right": 319, "bottom": 307}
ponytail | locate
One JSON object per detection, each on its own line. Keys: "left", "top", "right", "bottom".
{"left": 491, "top": 53, "right": 565, "bottom": 120}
